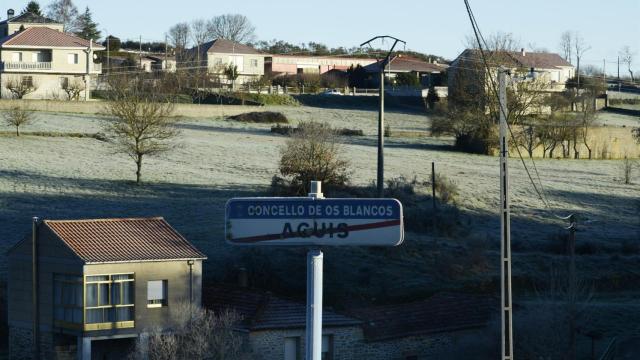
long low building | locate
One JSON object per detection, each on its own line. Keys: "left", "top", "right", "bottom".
{"left": 265, "top": 54, "right": 377, "bottom": 75}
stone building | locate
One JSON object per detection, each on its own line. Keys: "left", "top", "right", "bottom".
{"left": 206, "top": 284, "right": 494, "bottom": 360}
{"left": 7, "top": 217, "right": 207, "bottom": 359}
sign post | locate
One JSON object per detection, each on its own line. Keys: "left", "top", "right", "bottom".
{"left": 225, "top": 181, "right": 403, "bottom": 360}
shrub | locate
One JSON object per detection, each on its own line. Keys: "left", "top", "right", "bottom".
{"left": 271, "top": 124, "right": 363, "bottom": 136}
{"left": 228, "top": 111, "right": 288, "bottom": 124}
{"left": 430, "top": 173, "right": 459, "bottom": 204}
{"left": 240, "top": 93, "right": 299, "bottom": 106}
{"left": 274, "top": 121, "right": 350, "bottom": 195}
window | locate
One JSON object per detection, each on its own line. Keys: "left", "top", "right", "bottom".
{"left": 284, "top": 337, "right": 301, "bottom": 360}
{"left": 229, "top": 55, "right": 244, "bottom": 72}
{"left": 54, "top": 274, "right": 83, "bottom": 324}
{"left": 21, "top": 76, "right": 33, "bottom": 87}
{"left": 147, "top": 280, "right": 167, "bottom": 308}
{"left": 85, "top": 274, "right": 134, "bottom": 325}
{"left": 321, "top": 335, "right": 334, "bottom": 360}
{"left": 67, "top": 53, "right": 79, "bottom": 64}
{"left": 12, "top": 52, "right": 22, "bottom": 62}
{"left": 250, "top": 59, "right": 258, "bottom": 67}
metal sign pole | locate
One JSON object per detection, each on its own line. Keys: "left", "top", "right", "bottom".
{"left": 305, "top": 181, "right": 324, "bottom": 360}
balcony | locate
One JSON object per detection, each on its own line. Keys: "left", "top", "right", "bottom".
{"left": 1, "top": 61, "right": 52, "bottom": 71}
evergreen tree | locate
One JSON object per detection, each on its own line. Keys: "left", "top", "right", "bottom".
{"left": 22, "top": 1, "right": 43, "bottom": 16}
{"left": 75, "top": 7, "right": 101, "bottom": 40}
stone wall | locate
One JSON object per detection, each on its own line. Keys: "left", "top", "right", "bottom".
{"left": 248, "top": 326, "right": 483, "bottom": 360}
{"left": 0, "top": 99, "right": 256, "bottom": 119}
{"left": 9, "top": 326, "right": 55, "bottom": 360}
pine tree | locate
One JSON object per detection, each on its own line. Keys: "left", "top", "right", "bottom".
{"left": 75, "top": 7, "right": 101, "bottom": 40}
{"left": 22, "top": 1, "right": 43, "bottom": 16}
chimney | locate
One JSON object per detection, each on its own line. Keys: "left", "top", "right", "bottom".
{"left": 521, "top": 48, "right": 526, "bottom": 57}
{"left": 7, "top": 8, "right": 15, "bottom": 19}
{"left": 238, "top": 267, "right": 248, "bottom": 288}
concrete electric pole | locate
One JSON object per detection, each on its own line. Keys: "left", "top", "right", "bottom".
{"left": 359, "top": 36, "right": 406, "bottom": 198}
{"left": 498, "top": 68, "right": 514, "bottom": 360}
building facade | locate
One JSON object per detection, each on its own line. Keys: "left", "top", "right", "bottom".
{"left": 265, "top": 55, "right": 376, "bottom": 76}
{"left": 7, "top": 217, "right": 207, "bottom": 360}
{"left": 0, "top": 9, "right": 104, "bottom": 100}
{"left": 188, "top": 38, "right": 264, "bottom": 86}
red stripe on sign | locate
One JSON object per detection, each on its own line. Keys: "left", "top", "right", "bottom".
{"left": 230, "top": 219, "right": 401, "bottom": 244}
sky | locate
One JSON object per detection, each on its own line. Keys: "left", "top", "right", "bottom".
{"left": 4, "top": 0, "right": 639, "bottom": 73}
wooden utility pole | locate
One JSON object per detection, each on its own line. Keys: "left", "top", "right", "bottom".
{"left": 359, "top": 36, "right": 406, "bottom": 198}
{"left": 431, "top": 162, "right": 437, "bottom": 211}
{"left": 139, "top": 35, "right": 142, "bottom": 69}
{"left": 498, "top": 68, "right": 513, "bottom": 360}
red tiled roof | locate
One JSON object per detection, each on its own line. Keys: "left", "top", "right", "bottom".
{"left": 456, "top": 48, "right": 573, "bottom": 69}
{"left": 0, "top": 26, "right": 105, "bottom": 49}
{"left": 365, "top": 56, "right": 447, "bottom": 73}
{"left": 350, "top": 293, "right": 495, "bottom": 341}
{"left": 44, "top": 217, "right": 206, "bottom": 264}
{"left": 204, "top": 284, "right": 361, "bottom": 330}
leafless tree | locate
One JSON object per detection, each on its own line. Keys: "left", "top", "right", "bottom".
{"left": 207, "top": 14, "right": 256, "bottom": 44}
{"left": 129, "top": 302, "right": 247, "bottom": 360}
{"left": 620, "top": 46, "right": 636, "bottom": 82}
{"left": 61, "top": 78, "right": 85, "bottom": 101}
{"left": 578, "top": 91, "right": 598, "bottom": 159}
{"left": 2, "top": 104, "right": 35, "bottom": 136}
{"left": 103, "top": 76, "right": 179, "bottom": 184}
{"left": 573, "top": 33, "right": 591, "bottom": 88}
{"left": 190, "top": 19, "right": 211, "bottom": 49}
{"left": 559, "top": 31, "right": 573, "bottom": 63}
{"left": 46, "top": 0, "right": 80, "bottom": 32}
{"left": 5, "top": 76, "right": 38, "bottom": 99}
{"left": 167, "top": 22, "right": 191, "bottom": 62}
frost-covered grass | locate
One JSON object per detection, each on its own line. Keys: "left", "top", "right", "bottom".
{"left": 0, "top": 106, "right": 638, "bottom": 302}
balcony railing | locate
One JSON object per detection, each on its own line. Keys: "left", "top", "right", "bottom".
{"left": 2, "top": 61, "right": 52, "bottom": 70}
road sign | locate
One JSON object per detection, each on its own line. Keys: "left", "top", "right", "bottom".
{"left": 225, "top": 197, "right": 403, "bottom": 246}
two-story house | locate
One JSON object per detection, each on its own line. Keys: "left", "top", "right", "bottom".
{"left": 187, "top": 38, "right": 264, "bottom": 87}
{"left": 7, "top": 217, "right": 207, "bottom": 360}
{"left": 0, "top": 9, "right": 104, "bottom": 100}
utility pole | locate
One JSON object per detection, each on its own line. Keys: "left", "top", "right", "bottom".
{"left": 32, "top": 217, "right": 39, "bottom": 360}
{"left": 165, "top": 34, "right": 168, "bottom": 71}
{"left": 360, "top": 35, "right": 406, "bottom": 198}
{"left": 617, "top": 56, "right": 621, "bottom": 92}
{"left": 498, "top": 68, "right": 513, "bottom": 360}
{"left": 139, "top": 35, "right": 142, "bottom": 69}
{"left": 566, "top": 214, "right": 577, "bottom": 360}
{"left": 305, "top": 181, "right": 324, "bottom": 360}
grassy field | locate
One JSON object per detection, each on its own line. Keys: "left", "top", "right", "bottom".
{"left": 0, "top": 106, "right": 638, "bottom": 310}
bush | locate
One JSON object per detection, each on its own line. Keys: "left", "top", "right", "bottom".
{"left": 273, "top": 121, "right": 350, "bottom": 195}
{"left": 271, "top": 124, "right": 363, "bottom": 136}
{"left": 240, "top": 93, "right": 299, "bottom": 106}
{"left": 228, "top": 111, "right": 288, "bottom": 124}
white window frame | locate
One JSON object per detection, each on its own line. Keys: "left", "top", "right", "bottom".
{"left": 67, "top": 53, "right": 79, "bottom": 65}
{"left": 147, "top": 280, "right": 168, "bottom": 308}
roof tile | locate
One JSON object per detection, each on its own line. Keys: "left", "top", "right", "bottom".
{"left": 0, "top": 26, "right": 105, "bottom": 49}
{"left": 44, "top": 217, "right": 206, "bottom": 263}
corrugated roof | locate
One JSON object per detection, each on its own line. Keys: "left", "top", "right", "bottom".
{"left": 0, "top": 26, "right": 105, "bottom": 49}
{"left": 350, "top": 293, "right": 495, "bottom": 341}
{"left": 0, "top": 12, "right": 60, "bottom": 25}
{"left": 44, "top": 217, "right": 206, "bottom": 264}
{"left": 204, "top": 284, "right": 361, "bottom": 331}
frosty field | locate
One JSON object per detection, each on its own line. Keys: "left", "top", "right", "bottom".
{"left": 0, "top": 105, "right": 638, "bottom": 304}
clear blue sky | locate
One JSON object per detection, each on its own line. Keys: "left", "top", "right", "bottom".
{"left": 4, "top": 0, "right": 639, "bottom": 72}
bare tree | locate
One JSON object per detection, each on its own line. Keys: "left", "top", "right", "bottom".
{"left": 167, "top": 22, "right": 191, "bottom": 62}
{"left": 207, "top": 14, "right": 256, "bottom": 44}
{"left": 103, "top": 76, "right": 179, "bottom": 184}
{"left": 46, "top": 0, "right": 80, "bottom": 32}
{"left": 61, "top": 78, "right": 85, "bottom": 101}
{"left": 573, "top": 33, "right": 591, "bottom": 88}
{"left": 559, "top": 31, "right": 573, "bottom": 63}
{"left": 620, "top": 46, "right": 636, "bottom": 82}
{"left": 2, "top": 104, "right": 35, "bottom": 136}
{"left": 5, "top": 76, "right": 38, "bottom": 99}
{"left": 130, "top": 302, "right": 246, "bottom": 360}
{"left": 190, "top": 19, "right": 211, "bottom": 48}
